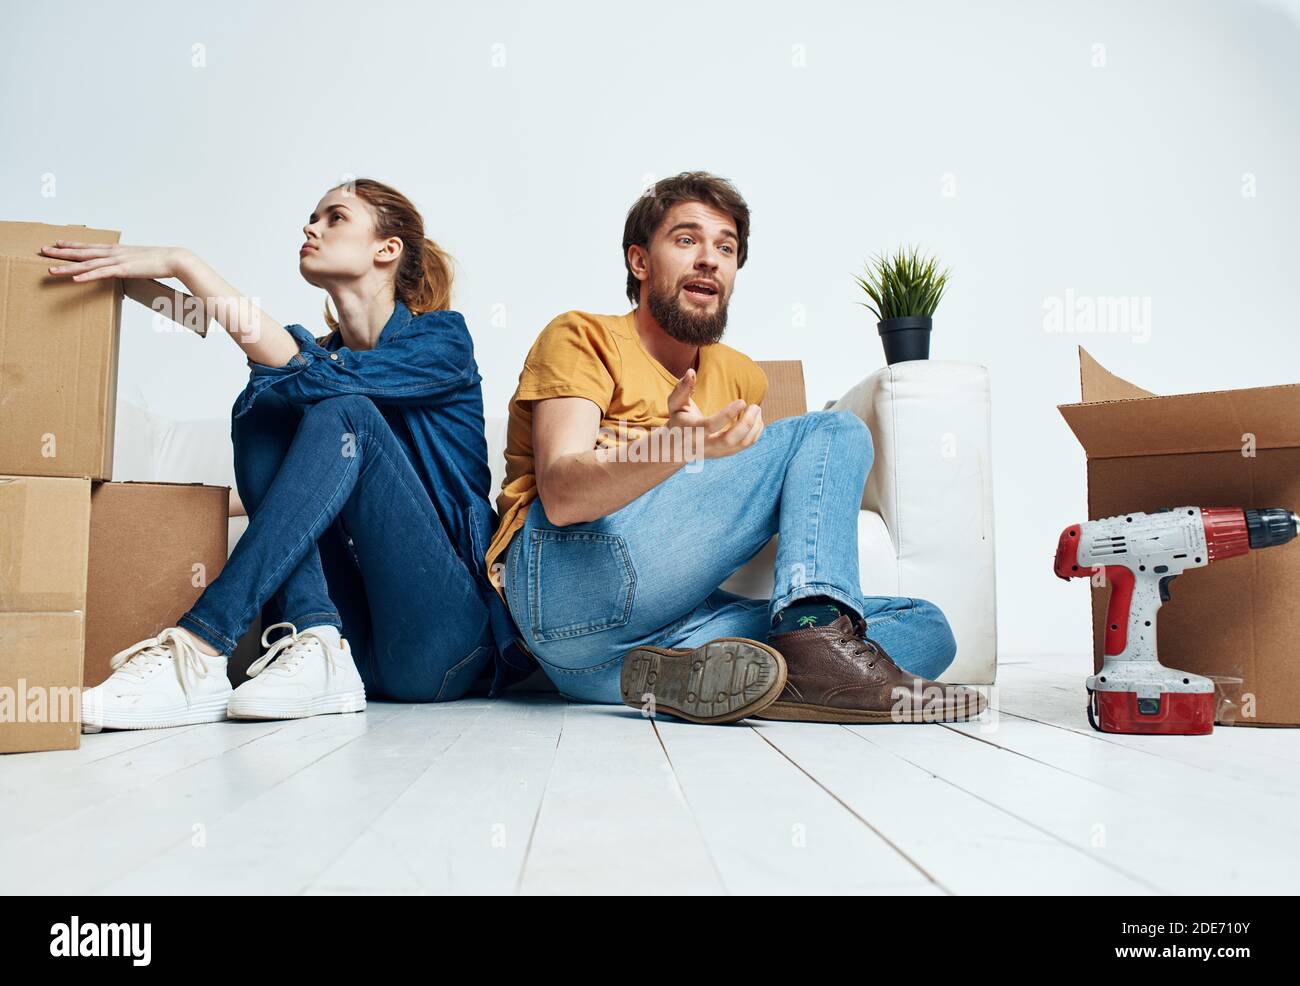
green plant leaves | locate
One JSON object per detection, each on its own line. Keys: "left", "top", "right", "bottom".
{"left": 854, "top": 245, "right": 951, "bottom": 321}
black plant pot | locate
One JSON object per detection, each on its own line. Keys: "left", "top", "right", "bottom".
{"left": 877, "top": 315, "right": 932, "bottom": 365}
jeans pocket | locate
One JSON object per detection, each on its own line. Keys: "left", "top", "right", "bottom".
{"left": 435, "top": 643, "right": 494, "bottom": 702}
{"left": 528, "top": 529, "right": 636, "bottom": 642}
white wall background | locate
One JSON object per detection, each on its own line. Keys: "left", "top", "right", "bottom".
{"left": 4, "top": 0, "right": 1297, "bottom": 659}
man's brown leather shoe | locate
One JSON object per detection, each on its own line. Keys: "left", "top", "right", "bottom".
{"left": 756, "top": 613, "right": 986, "bottom": 723}
{"left": 620, "top": 637, "right": 787, "bottom": 725}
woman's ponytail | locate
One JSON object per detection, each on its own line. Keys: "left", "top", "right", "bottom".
{"left": 405, "top": 236, "right": 454, "bottom": 314}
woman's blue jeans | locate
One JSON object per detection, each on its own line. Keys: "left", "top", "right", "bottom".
{"left": 503, "top": 409, "right": 958, "bottom": 704}
{"left": 177, "top": 390, "right": 494, "bottom": 702}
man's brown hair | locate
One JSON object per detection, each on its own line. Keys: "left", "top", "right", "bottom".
{"left": 622, "top": 171, "right": 751, "bottom": 305}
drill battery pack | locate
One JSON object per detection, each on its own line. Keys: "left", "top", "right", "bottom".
{"left": 1087, "top": 685, "right": 1215, "bottom": 735}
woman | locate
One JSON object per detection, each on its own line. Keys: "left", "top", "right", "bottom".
{"left": 43, "top": 179, "right": 532, "bottom": 729}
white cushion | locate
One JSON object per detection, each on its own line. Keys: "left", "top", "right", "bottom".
{"left": 830, "top": 361, "right": 997, "bottom": 684}
{"left": 113, "top": 400, "right": 247, "bottom": 557}
{"left": 111, "top": 400, "right": 164, "bottom": 484}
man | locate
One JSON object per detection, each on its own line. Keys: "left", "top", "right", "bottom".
{"left": 484, "top": 171, "right": 984, "bottom": 725}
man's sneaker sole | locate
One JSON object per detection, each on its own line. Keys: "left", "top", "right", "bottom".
{"left": 620, "top": 638, "right": 787, "bottom": 725}
{"left": 226, "top": 689, "right": 367, "bottom": 721}
{"left": 80, "top": 692, "right": 233, "bottom": 731}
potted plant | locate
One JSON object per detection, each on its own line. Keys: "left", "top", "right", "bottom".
{"left": 854, "top": 246, "right": 951, "bottom": 365}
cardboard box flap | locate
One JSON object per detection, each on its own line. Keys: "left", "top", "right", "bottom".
{"left": 113, "top": 480, "right": 231, "bottom": 490}
{"left": 1078, "top": 346, "right": 1155, "bottom": 402}
{"left": 1059, "top": 348, "right": 1300, "bottom": 459}
{"left": 122, "top": 278, "right": 211, "bottom": 337}
{"left": 0, "top": 221, "right": 119, "bottom": 257}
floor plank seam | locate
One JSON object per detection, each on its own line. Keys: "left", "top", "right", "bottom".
{"left": 13, "top": 720, "right": 301, "bottom": 851}
{"left": 752, "top": 724, "right": 954, "bottom": 895}
{"left": 987, "top": 712, "right": 1232, "bottom": 780}
{"left": 649, "top": 717, "right": 729, "bottom": 893}
{"left": 513, "top": 701, "right": 567, "bottom": 896}
{"left": 295, "top": 702, "right": 498, "bottom": 895}
{"left": 991, "top": 705, "right": 1300, "bottom": 776}
{"left": 96, "top": 705, "right": 426, "bottom": 894}
{"left": 938, "top": 719, "right": 1181, "bottom": 804}
{"left": 843, "top": 724, "right": 1166, "bottom": 893}
{"left": 82, "top": 724, "right": 206, "bottom": 765}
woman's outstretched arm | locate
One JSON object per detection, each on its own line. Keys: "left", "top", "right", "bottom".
{"left": 40, "top": 242, "right": 301, "bottom": 368}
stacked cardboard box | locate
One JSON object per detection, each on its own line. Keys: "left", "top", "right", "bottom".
{"left": 0, "top": 221, "right": 229, "bottom": 754}
{"left": 0, "top": 476, "right": 92, "bottom": 753}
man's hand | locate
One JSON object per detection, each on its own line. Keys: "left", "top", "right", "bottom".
{"left": 667, "top": 367, "right": 764, "bottom": 460}
{"left": 531, "top": 370, "right": 764, "bottom": 526}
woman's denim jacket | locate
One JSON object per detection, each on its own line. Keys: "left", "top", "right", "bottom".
{"left": 233, "top": 299, "right": 533, "bottom": 695}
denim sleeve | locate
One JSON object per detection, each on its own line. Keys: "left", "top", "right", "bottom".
{"left": 233, "top": 313, "right": 480, "bottom": 419}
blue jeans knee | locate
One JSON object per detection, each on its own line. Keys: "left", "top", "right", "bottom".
{"left": 898, "top": 598, "right": 957, "bottom": 679}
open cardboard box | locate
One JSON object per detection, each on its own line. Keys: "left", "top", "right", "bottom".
{"left": 1059, "top": 347, "right": 1300, "bottom": 726}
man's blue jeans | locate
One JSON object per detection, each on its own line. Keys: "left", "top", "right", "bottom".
{"left": 502, "top": 409, "right": 957, "bottom": 704}
{"left": 177, "top": 391, "right": 495, "bottom": 702}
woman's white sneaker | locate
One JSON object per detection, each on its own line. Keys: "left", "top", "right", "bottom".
{"left": 227, "top": 621, "right": 366, "bottom": 721}
{"left": 81, "top": 627, "right": 232, "bottom": 730}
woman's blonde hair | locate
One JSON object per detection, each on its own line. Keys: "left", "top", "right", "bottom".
{"left": 319, "top": 178, "right": 454, "bottom": 341}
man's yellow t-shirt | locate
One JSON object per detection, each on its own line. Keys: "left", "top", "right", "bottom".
{"left": 484, "top": 309, "right": 769, "bottom": 601}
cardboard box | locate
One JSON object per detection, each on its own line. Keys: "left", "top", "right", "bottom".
{"left": 0, "top": 221, "right": 123, "bottom": 481}
{"left": 0, "top": 614, "right": 85, "bottom": 754}
{"left": 1, "top": 477, "right": 228, "bottom": 752}
{"left": 84, "top": 481, "right": 229, "bottom": 688}
{"left": 0, "top": 475, "right": 91, "bottom": 753}
{"left": 1059, "top": 347, "right": 1300, "bottom": 726}
{"left": 756, "top": 359, "right": 807, "bottom": 421}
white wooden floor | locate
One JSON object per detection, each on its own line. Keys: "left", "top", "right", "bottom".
{"left": 4, "top": 653, "right": 1299, "bottom": 895}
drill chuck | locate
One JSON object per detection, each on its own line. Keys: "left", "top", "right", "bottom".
{"left": 1245, "top": 508, "right": 1300, "bottom": 550}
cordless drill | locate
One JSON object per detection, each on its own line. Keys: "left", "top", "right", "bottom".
{"left": 1054, "top": 506, "right": 1299, "bottom": 734}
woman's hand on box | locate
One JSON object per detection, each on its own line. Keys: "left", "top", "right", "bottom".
{"left": 40, "top": 242, "right": 299, "bottom": 368}
{"left": 41, "top": 242, "right": 193, "bottom": 282}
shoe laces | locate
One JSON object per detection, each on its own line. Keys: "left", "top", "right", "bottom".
{"left": 107, "top": 627, "right": 220, "bottom": 696}
{"left": 247, "top": 622, "right": 343, "bottom": 679}
{"left": 839, "top": 616, "right": 884, "bottom": 669}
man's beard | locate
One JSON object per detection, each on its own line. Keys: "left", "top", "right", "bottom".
{"left": 647, "top": 279, "right": 729, "bottom": 345}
